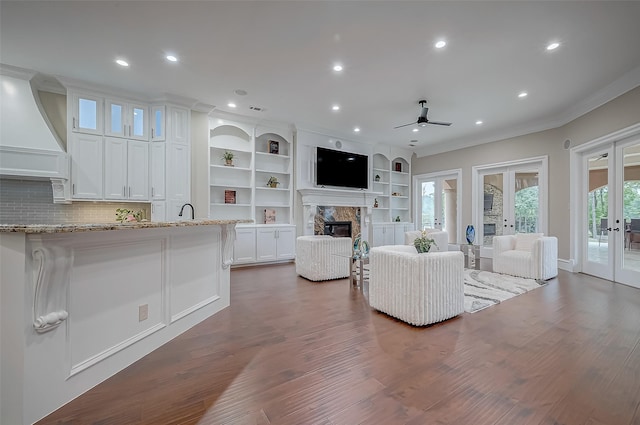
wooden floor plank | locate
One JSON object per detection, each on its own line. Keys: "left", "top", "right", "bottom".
{"left": 36, "top": 263, "right": 640, "bottom": 425}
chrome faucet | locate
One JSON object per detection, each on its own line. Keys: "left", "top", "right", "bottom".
{"left": 178, "top": 203, "right": 194, "bottom": 220}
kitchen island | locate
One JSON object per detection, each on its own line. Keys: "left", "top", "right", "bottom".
{"left": 0, "top": 219, "right": 250, "bottom": 425}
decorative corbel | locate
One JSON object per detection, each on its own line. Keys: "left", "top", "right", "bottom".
{"left": 31, "top": 242, "right": 73, "bottom": 333}
{"left": 220, "top": 224, "right": 236, "bottom": 269}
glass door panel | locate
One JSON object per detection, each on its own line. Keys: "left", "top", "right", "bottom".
{"left": 616, "top": 140, "right": 640, "bottom": 287}
{"left": 415, "top": 171, "right": 460, "bottom": 245}
{"left": 514, "top": 172, "right": 539, "bottom": 233}
{"left": 442, "top": 178, "right": 458, "bottom": 243}
{"left": 420, "top": 181, "right": 436, "bottom": 229}
{"left": 477, "top": 161, "right": 545, "bottom": 256}
{"left": 483, "top": 173, "right": 504, "bottom": 247}
{"left": 586, "top": 152, "right": 610, "bottom": 267}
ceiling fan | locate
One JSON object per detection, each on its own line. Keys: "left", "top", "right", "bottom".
{"left": 394, "top": 100, "right": 452, "bottom": 129}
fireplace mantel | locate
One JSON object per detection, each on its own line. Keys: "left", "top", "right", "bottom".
{"left": 298, "top": 188, "right": 380, "bottom": 237}
{"left": 298, "top": 188, "right": 379, "bottom": 207}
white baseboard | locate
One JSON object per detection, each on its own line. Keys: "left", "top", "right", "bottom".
{"left": 557, "top": 258, "right": 575, "bottom": 272}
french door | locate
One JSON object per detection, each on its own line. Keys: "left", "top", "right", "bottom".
{"left": 582, "top": 137, "right": 640, "bottom": 288}
{"left": 473, "top": 157, "right": 548, "bottom": 257}
{"left": 413, "top": 170, "right": 461, "bottom": 245}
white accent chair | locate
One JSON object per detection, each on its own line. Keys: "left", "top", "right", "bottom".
{"left": 492, "top": 233, "right": 558, "bottom": 280}
{"left": 295, "top": 235, "right": 352, "bottom": 281}
{"left": 404, "top": 229, "right": 449, "bottom": 252}
{"left": 369, "top": 245, "right": 464, "bottom": 326}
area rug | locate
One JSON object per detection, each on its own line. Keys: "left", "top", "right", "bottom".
{"left": 464, "top": 269, "right": 546, "bottom": 313}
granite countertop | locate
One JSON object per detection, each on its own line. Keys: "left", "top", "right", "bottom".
{"left": 0, "top": 219, "right": 254, "bottom": 234}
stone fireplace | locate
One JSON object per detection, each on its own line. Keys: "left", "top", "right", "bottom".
{"left": 315, "top": 207, "right": 360, "bottom": 240}
{"left": 298, "top": 188, "right": 377, "bottom": 243}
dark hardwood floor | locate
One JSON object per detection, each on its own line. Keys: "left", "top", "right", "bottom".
{"left": 38, "top": 263, "right": 640, "bottom": 425}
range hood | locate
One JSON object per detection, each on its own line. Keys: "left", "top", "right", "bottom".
{"left": 0, "top": 64, "right": 68, "bottom": 185}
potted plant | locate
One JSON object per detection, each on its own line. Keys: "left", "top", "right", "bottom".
{"left": 221, "top": 150, "right": 234, "bottom": 166}
{"left": 267, "top": 176, "right": 280, "bottom": 188}
{"left": 413, "top": 230, "right": 438, "bottom": 253}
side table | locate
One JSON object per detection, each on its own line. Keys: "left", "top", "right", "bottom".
{"left": 461, "top": 244, "right": 481, "bottom": 270}
{"left": 352, "top": 255, "right": 370, "bottom": 288}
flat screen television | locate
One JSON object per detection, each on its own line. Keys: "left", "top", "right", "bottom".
{"left": 316, "top": 147, "right": 369, "bottom": 189}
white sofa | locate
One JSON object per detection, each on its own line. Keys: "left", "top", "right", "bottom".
{"left": 404, "top": 229, "right": 449, "bottom": 252}
{"left": 369, "top": 245, "right": 464, "bottom": 326}
{"left": 492, "top": 233, "right": 558, "bottom": 280}
{"left": 295, "top": 235, "right": 352, "bottom": 281}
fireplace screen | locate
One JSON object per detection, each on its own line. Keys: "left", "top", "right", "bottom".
{"left": 324, "top": 221, "right": 352, "bottom": 238}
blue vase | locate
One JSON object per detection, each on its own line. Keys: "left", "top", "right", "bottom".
{"left": 466, "top": 225, "right": 475, "bottom": 245}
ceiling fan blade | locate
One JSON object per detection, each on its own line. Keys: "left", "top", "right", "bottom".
{"left": 427, "top": 120, "right": 452, "bottom": 126}
{"left": 419, "top": 107, "right": 429, "bottom": 119}
{"left": 394, "top": 121, "right": 417, "bottom": 129}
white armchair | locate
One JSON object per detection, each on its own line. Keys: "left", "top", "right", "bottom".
{"left": 369, "top": 245, "right": 464, "bottom": 326}
{"left": 492, "top": 233, "right": 558, "bottom": 280}
{"left": 295, "top": 235, "right": 352, "bottom": 281}
{"left": 405, "top": 229, "right": 448, "bottom": 252}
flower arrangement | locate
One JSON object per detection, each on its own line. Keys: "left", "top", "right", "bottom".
{"left": 221, "top": 151, "right": 234, "bottom": 165}
{"left": 413, "top": 229, "right": 437, "bottom": 253}
{"left": 115, "top": 208, "right": 144, "bottom": 223}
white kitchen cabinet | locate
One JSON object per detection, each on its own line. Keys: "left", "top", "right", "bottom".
{"left": 150, "top": 105, "right": 165, "bottom": 141}
{"left": 150, "top": 142, "right": 166, "bottom": 200}
{"left": 127, "top": 140, "right": 149, "bottom": 200}
{"left": 103, "top": 137, "right": 149, "bottom": 201}
{"left": 69, "top": 133, "right": 103, "bottom": 199}
{"left": 70, "top": 92, "right": 103, "bottom": 135}
{"left": 255, "top": 225, "right": 296, "bottom": 262}
{"left": 233, "top": 227, "right": 257, "bottom": 264}
{"left": 151, "top": 201, "right": 166, "bottom": 221}
{"left": 105, "top": 98, "right": 148, "bottom": 141}
{"left": 167, "top": 106, "right": 189, "bottom": 145}
{"left": 103, "top": 137, "right": 127, "bottom": 199}
{"left": 167, "top": 142, "right": 190, "bottom": 202}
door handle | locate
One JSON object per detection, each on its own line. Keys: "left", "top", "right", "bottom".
{"left": 613, "top": 227, "right": 620, "bottom": 232}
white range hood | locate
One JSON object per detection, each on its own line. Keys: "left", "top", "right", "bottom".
{"left": 0, "top": 64, "right": 68, "bottom": 185}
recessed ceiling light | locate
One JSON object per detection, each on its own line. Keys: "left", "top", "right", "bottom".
{"left": 353, "top": 127, "right": 360, "bottom": 132}
{"left": 412, "top": 128, "right": 419, "bottom": 133}
{"left": 518, "top": 92, "right": 528, "bottom": 98}
{"left": 332, "top": 105, "right": 340, "bottom": 111}
{"left": 546, "top": 42, "right": 560, "bottom": 51}
{"left": 435, "top": 40, "right": 447, "bottom": 49}
{"left": 228, "top": 102, "right": 237, "bottom": 108}
{"left": 115, "top": 59, "right": 129, "bottom": 67}
{"left": 476, "top": 120, "right": 483, "bottom": 125}
{"left": 333, "top": 64, "right": 343, "bottom": 72}
{"left": 166, "top": 55, "right": 178, "bottom": 62}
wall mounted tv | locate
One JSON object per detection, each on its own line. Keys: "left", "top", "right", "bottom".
{"left": 316, "top": 147, "right": 369, "bottom": 189}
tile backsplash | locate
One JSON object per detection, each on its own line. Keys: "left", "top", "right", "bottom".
{"left": 0, "top": 179, "right": 150, "bottom": 224}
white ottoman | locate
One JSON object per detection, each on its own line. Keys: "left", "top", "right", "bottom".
{"left": 295, "top": 235, "right": 352, "bottom": 281}
{"left": 369, "top": 245, "right": 464, "bottom": 326}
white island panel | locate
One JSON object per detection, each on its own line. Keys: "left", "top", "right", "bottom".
{"left": 69, "top": 239, "right": 164, "bottom": 374}
{"left": 0, "top": 220, "right": 241, "bottom": 425}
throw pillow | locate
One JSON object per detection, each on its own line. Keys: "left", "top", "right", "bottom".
{"left": 514, "top": 233, "right": 544, "bottom": 251}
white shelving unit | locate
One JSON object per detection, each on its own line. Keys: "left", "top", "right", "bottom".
{"left": 372, "top": 153, "right": 390, "bottom": 222}
{"left": 209, "top": 118, "right": 295, "bottom": 265}
{"left": 390, "top": 157, "right": 411, "bottom": 223}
